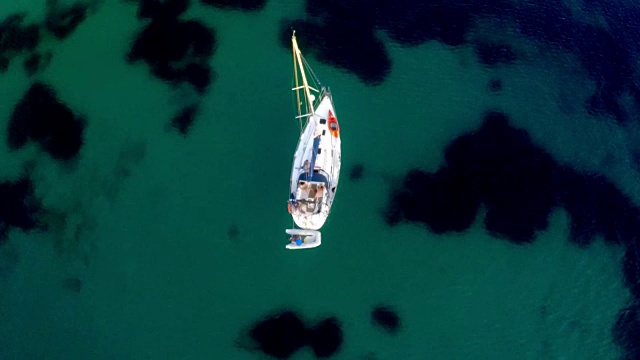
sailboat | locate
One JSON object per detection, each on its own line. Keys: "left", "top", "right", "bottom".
{"left": 285, "top": 31, "right": 342, "bottom": 250}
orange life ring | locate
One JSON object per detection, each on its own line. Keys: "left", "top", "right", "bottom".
{"left": 328, "top": 110, "right": 340, "bottom": 138}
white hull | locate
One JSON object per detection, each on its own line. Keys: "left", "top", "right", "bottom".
{"left": 288, "top": 93, "right": 342, "bottom": 230}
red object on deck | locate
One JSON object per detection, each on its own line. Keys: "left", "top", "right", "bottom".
{"left": 328, "top": 110, "right": 340, "bottom": 138}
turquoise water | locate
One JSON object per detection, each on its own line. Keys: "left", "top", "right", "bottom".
{"left": 0, "top": 1, "right": 638, "bottom": 359}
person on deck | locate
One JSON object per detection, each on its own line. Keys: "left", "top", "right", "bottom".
{"left": 289, "top": 235, "right": 304, "bottom": 246}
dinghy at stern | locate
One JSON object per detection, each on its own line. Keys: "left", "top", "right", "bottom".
{"left": 285, "top": 229, "right": 322, "bottom": 250}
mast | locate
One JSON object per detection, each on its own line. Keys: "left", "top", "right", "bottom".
{"left": 292, "top": 32, "right": 315, "bottom": 119}
{"left": 291, "top": 31, "right": 321, "bottom": 181}
{"left": 292, "top": 32, "right": 302, "bottom": 125}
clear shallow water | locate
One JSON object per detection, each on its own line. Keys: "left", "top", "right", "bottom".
{"left": 0, "top": 0, "right": 639, "bottom": 359}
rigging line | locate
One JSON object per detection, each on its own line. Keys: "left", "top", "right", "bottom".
{"left": 301, "top": 53, "right": 322, "bottom": 89}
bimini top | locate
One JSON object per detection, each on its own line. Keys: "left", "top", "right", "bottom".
{"left": 298, "top": 170, "right": 328, "bottom": 185}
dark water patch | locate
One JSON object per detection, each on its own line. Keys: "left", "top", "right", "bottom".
{"left": 240, "top": 310, "right": 308, "bottom": 359}
{"left": 375, "top": 0, "right": 472, "bottom": 48}
{"left": 278, "top": 0, "right": 522, "bottom": 85}
{"left": 384, "top": 110, "right": 640, "bottom": 246}
{"left": 280, "top": 0, "right": 473, "bottom": 85}
{"left": 613, "top": 303, "right": 640, "bottom": 360}
{"left": 560, "top": 172, "right": 640, "bottom": 247}
{"left": 182, "top": 62, "right": 211, "bottom": 93}
{"left": 594, "top": 4, "right": 640, "bottom": 121}
{"left": 308, "top": 317, "right": 342, "bottom": 358}
{"left": 227, "top": 224, "right": 239, "bottom": 240}
{"left": 512, "top": 2, "right": 635, "bottom": 123}
{"left": 279, "top": 19, "right": 390, "bottom": 86}
{"left": 200, "top": 0, "right": 267, "bottom": 11}
{"left": 488, "top": 78, "right": 502, "bottom": 92}
{"left": 61, "top": 277, "right": 83, "bottom": 292}
{"left": 473, "top": 42, "right": 516, "bottom": 67}
{"left": 574, "top": 24, "right": 632, "bottom": 122}
{"left": 384, "top": 109, "right": 640, "bottom": 356}
{"left": 0, "top": 178, "right": 43, "bottom": 243}
{"left": 513, "top": 1, "right": 574, "bottom": 48}
{"left": 0, "top": 14, "right": 40, "bottom": 53}
{"left": 44, "top": 0, "right": 90, "bottom": 40}
{"left": 127, "top": 15, "right": 216, "bottom": 93}
{"left": 284, "top": 1, "right": 384, "bottom": 84}
{"left": 8, "top": 82, "right": 85, "bottom": 161}
{"left": 363, "top": 1, "right": 639, "bottom": 121}
{"left": 471, "top": 2, "right": 635, "bottom": 124}
{"left": 631, "top": 81, "right": 640, "bottom": 112}
{"left": 623, "top": 244, "right": 640, "bottom": 300}
{"left": 0, "top": 4, "right": 91, "bottom": 77}
{"left": 371, "top": 305, "right": 400, "bottom": 334}
{"left": 0, "top": 14, "right": 41, "bottom": 73}
{"left": 385, "top": 167, "right": 479, "bottom": 235}
{"left": 631, "top": 150, "right": 640, "bottom": 174}
{"left": 23, "top": 51, "right": 53, "bottom": 76}
{"left": 586, "top": 88, "right": 627, "bottom": 122}
{"left": 349, "top": 163, "right": 364, "bottom": 181}
{"left": 582, "top": 0, "right": 640, "bottom": 56}
{"left": 239, "top": 309, "right": 344, "bottom": 359}
{"left": 575, "top": 25, "right": 632, "bottom": 93}
{"left": 170, "top": 104, "right": 197, "bottom": 135}
{"left": 279, "top": 0, "right": 639, "bottom": 121}
{"left": 0, "top": 56, "right": 9, "bottom": 72}
{"left": 0, "top": 2, "right": 94, "bottom": 74}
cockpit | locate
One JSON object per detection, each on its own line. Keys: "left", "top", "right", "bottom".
{"left": 289, "top": 170, "right": 329, "bottom": 215}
